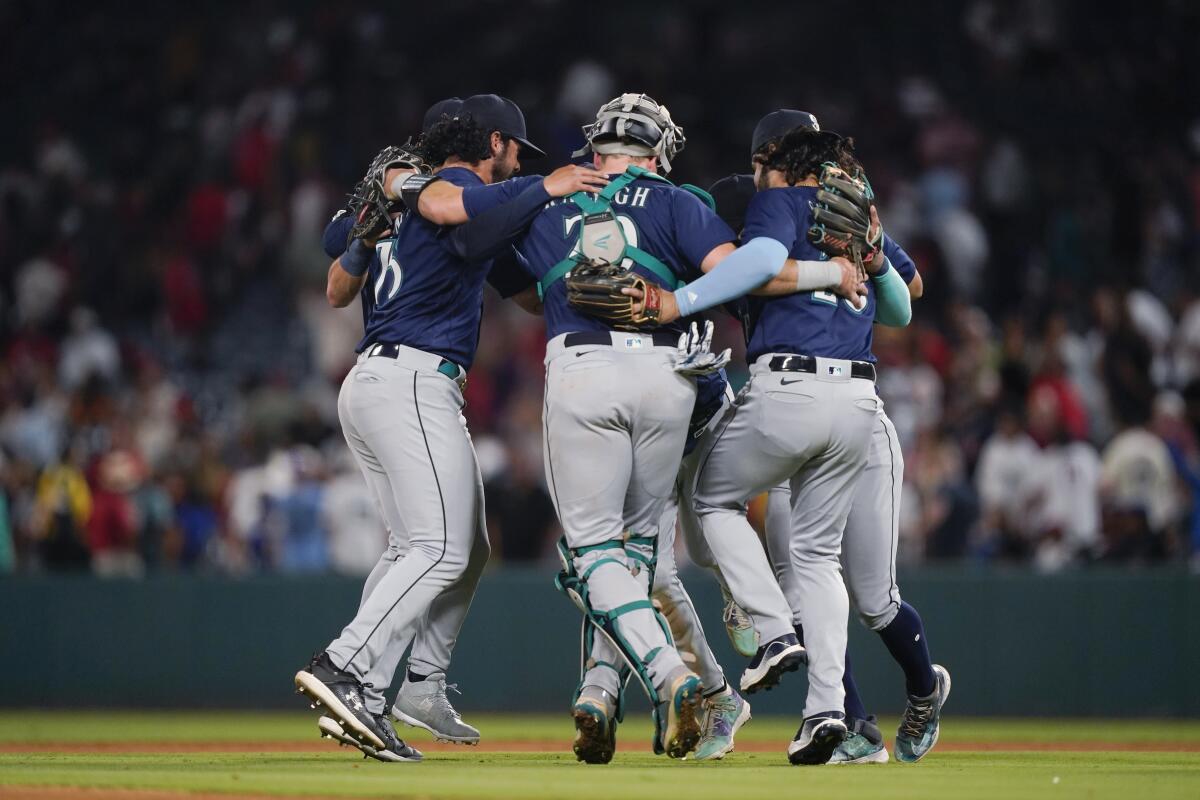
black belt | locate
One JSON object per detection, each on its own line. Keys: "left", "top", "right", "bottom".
{"left": 767, "top": 354, "right": 876, "bottom": 382}
{"left": 366, "top": 343, "right": 462, "bottom": 380}
{"left": 564, "top": 332, "right": 678, "bottom": 348}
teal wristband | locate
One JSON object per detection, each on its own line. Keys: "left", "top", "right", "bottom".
{"left": 340, "top": 239, "right": 372, "bottom": 277}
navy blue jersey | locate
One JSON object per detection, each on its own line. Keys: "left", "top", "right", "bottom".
{"left": 466, "top": 174, "right": 735, "bottom": 340}
{"left": 352, "top": 166, "right": 496, "bottom": 368}
{"left": 742, "top": 186, "right": 878, "bottom": 363}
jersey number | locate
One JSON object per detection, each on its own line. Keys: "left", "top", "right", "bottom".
{"left": 563, "top": 213, "right": 639, "bottom": 268}
{"left": 811, "top": 289, "right": 867, "bottom": 315}
{"left": 373, "top": 240, "right": 402, "bottom": 306}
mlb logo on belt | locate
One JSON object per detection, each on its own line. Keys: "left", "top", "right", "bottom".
{"left": 827, "top": 365, "right": 844, "bottom": 376}
{"left": 624, "top": 337, "right": 643, "bottom": 349}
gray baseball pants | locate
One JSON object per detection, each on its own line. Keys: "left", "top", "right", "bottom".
{"left": 326, "top": 346, "right": 489, "bottom": 711}
{"left": 693, "top": 356, "right": 879, "bottom": 717}
{"left": 543, "top": 332, "right": 696, "bottom": 700}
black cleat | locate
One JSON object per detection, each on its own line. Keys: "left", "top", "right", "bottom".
{"left": 788, "top": 712, "right": 848, "bottom": 765}
{"left": 295, "top": 652, "right": 386, "bottom": 751}
{"left": 739, "top": 634, "right": 806, "bottom": 694}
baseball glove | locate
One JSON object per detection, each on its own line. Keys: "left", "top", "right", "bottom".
{"left": 347, "top": 144, "right": 430, "bottom": 243}
{"left": 565, "top": 265, "right": 662, "bottom": 330}
{"left": 807, "top": 163, "right": 883, "bottom": 279}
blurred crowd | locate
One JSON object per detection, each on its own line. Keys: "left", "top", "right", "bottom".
{"left": 2, "top": 0, "right": 1200, "bottom": 577}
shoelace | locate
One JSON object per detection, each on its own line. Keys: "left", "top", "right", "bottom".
{"left": 431, "top": 679, "right": 464, "bottom": 720}
{"left": 702, "top": 695, "right": 737, "bottom": 738}
{"left": 722, "top": 601, "right": 753, "bottom": 631}
{"left": 899, "top": 700, "right": 934, "bottom": 739}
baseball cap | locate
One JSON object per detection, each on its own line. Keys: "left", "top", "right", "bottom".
{"left": 750, "top": 109, "right": 821, "bottom": 156}
{"left": 459, "top": 94, "right": 546, "bottom": 158}
{"left": 423, "top": 97, "right": 462, "bottom": 133}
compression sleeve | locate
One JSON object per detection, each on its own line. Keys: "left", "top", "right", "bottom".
{"left": 444, "top": 180, "right": 552, "bottom": 262}
{"left": 871, "top": 258, "right": 912, "bottom": 327}
{"left": 673, "top": 236, "right": 788, "bottom": 318}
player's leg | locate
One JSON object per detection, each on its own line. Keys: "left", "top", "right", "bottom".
{"left": 303, "top": 364, "right": 422, "bottom": 762}
{"left": 652, "top": 475, "right": 726, "bottom": 695}
{"left": 300, "top": 360, "right": 479, "bottom": 752}
{"left": 691, "top": 374, "right": 805, "bottom": 694}
{"left": 547, "top": 344, "right": 701, "bottom": 762}
{"left": 393, "top": 441, "right": 489, "bottom": 745}
{"left": 841, "top": 410, "right": 947, "bottom": 763}
{"left": 782, "top": 376, "right": 877, "bottom": 766}
{"left": 678, "top": 432, "right": 758, "bottom": 658}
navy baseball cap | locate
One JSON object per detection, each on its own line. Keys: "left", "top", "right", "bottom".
{"left": 750, "top": 109, "right": 820, "bottom": 156}
{"left": 459, "top": 94, "right": 546, "bottom": 158}
{"left": 423, "top": 97, "right": 462, "bottom": 133}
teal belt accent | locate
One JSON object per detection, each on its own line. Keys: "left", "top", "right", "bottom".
{"left": 437, "top": 360, "right": 462, "bottom": 380}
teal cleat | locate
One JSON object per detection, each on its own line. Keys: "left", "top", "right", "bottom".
{"left": 828, "top": 716, "right": 889, "bottom": 764}
{"left": 894, "top": 664, "right": 951, "bottom": 763}
{"left": 720, "top": 584, "right": 759, "bottom": 658}
{"left": 692, "top": 687, "right": 751, "bottom": 761}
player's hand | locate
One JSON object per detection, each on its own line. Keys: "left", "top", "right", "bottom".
{"left": 832, "top": 256, "right": 868, "bottom": 308}
{"left": 670, "top": 320, "right": 732, "bottom": 376}
{"left": 863, "top": 206, "right": 886, "bottom": 276}
{"left": 622, "top": 282, "right": 680, "bottom": 324}
{"left": 542, "top": 165, "right": 610, "bottom": 198}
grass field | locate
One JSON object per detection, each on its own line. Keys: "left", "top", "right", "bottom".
{"left": 2, "top": 712, "right": 1198, "bottom": 800}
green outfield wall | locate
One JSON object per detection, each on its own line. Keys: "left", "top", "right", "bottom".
{"left": 1, "top": 568, "right": 1196, "bottom": 716}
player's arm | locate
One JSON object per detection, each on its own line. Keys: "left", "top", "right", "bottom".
{"left": 322, "top": 210, "right": 368, "bottom": 307}
{"left": 385, "top": 166, "right": 609, "bottom": 227}
{"left": 488, "top": 247, "right": 543, "bottom": 315}
{"left": 752, "top": 257, "right": 864, "bottom": 299}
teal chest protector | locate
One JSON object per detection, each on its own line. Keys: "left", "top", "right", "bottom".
{"left": 537, "top": 166, "right": 716, "bottom": 300}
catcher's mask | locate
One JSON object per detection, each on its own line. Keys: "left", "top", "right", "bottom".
{"left": 572, "top": 93, "right": 685, "bottom": 174}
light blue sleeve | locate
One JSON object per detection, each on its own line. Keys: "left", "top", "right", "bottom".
{"left": 673, "top": 237, "right": 788, "bottom": 318}
{"left": 872, "top": 258, "right": 912, "bottom": 326}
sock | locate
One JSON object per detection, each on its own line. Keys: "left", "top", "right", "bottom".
{"left": 701, "top": 678, "right": 729, "bottom": 699}
{"left": 877, "top": 602, "right": 936, "bottom": 698}
{"left": 842, "top": 649, "right": 870, "bottom": 722}
{"left": 407, "top": 668, "right": 429, "bottom": 684}
{"left": 793, "top": 623, "right": 804, "bottom": 646}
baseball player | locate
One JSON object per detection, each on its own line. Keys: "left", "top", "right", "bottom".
{"left": 294, "top": 94, "right": 608, "bottom": 762}
{"left": 400, "top": 95, "right": 864, "bottom": 762}
{"left": 630, "top": 123, "right": 915, "bottom": 764}
{"left": 710, "top": 111, "right": 950, "bottom": 765}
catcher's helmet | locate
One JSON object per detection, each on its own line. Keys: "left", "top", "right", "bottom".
{"left": 573, "top": 93, "right": 686, "bottom": 173}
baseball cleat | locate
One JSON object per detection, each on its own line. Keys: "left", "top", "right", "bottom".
{"left": 788, "top": 712, "right": 848, "bottom": 766}
{"left": 572, "top": 688, "right": 618, "bottom": 764}
{"left": 660, "top": 668, "right": 703, "bottom": 759}
{"left": 829, "top": 716, "right": 889, "bottom": 764}
{"left": 294, "top": 651, "right": 386, "bottom": 751}
{"left": 317, "top": 715, "right": 424, "bottom": 762}
{"left": 392, "top": 672, "right": 481, "bottom": 745}
{"left": 720, "top": 584, "right": 759, "bottom": 658}
{"left": 692, "top": 687, "right": 751, "bottom": 761}
{"left": 739, "top": 633, "right": 806, "bottom": 694}
{"left": 894, "top": 664, "right": 951, "bottom": 763}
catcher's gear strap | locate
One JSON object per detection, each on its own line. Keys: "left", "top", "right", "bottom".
{"left": 538, "top": 166, "right": 681, "bottom": 299}
{"left": 399, "top": 173, "right": 443, "bottom": 215}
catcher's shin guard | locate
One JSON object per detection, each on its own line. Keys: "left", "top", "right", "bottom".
{"left": 555, "top": 536, "right": 676, "bottom": 752}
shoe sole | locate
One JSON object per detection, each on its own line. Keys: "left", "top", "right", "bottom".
{"left": 294, "top": 671, "right": 386, "bottom": 751}
{"left": 693, "top": 700, "right": 752, "bottom": 761}
{"left": 895, "top": 665, "right": 952, "bottom": 763}
{"left": 788, "top": 721, "right": 848, "bottom": 766}
{"left": 664, "top": 676, "right": 702, "bottom": 759}
{"left": 392, "top": 708, "right": 481, "bottom": 745}
{"left": 829, "top": 746, "right": 890, "bottom": 765}
{"left": 572, "top": 704, "right": 615, "bottom": 764}
{"left": 317, "top": 716, "right": 422, "bottom": 763}
{"left": 739, "top": 645, "right": 806, "bottom": 694}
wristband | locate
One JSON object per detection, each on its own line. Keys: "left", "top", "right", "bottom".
{"left": 869, "top": 255, "right": 892, "bottom": 279}
{"left": 340, "top": 239, "right": 372, "bottom": 277}
{"left": 392, "top": 173, "right": 443, "bottom": 214}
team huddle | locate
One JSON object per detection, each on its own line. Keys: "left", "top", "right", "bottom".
{"left": 291, "top": 91, "right": 950, "bottom": 767}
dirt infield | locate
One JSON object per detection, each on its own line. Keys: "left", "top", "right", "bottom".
{"left": 4, "top": 739, "right": 1199, "bottom": 754}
